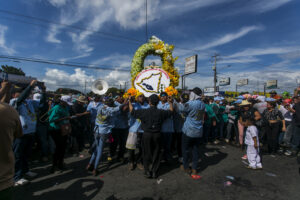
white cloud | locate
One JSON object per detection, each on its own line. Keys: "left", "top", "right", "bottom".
{"left": 249, "top": 0, "right": 293, "bottom": 13}
{"left": 45, "top": 25, "right": 62, "bottom": 44}
{"left": 59, "top": 53, "right": 91, "bottom": 62}
{"left": 198, "top": 25, "right": 264, "bottom": 50}
{"left": 42, "top": 68, "right": 95, "bottom": 91}
{"left": 48, "top": 0, "right": 68, "bottom": 7}
{"left": 0, "top": 24, "right": 16, "bottom": 55}
{"left": 226, "top": 46, "right": 300, "bottom": 58}
{"left": 185, "top": 67, "right": 300, "bottom": 93}
{"left": 42, "top": 67, "right": 132, "bottom": 91}
{"left": 91, "top": 53, "right": 132, "bottom": 69}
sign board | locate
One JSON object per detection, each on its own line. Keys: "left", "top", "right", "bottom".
{"left": 266, "top": 80, "right": 277, "bottom": 89}
{"left": 219, "top": 77, "right": 230, "bottom": 86}
{"left": 184, "top": 55, "right": 197, "bottom": 75}
{"left": 0, "top": 72, "right": 36, "bottom": 84}
{"left": 204, "top": 87, "right": 215, "bottom": 96}
{"left": 237, "top": 79, "right": 248, "bottom": 86}
{"left": 134, "top": 68, "right": 170, "bottom": 97}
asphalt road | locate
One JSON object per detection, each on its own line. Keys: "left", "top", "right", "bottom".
{"left": 13, "top": 144, "right": 300, "bottom": 200}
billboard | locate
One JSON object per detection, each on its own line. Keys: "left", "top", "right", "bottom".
{"left": 237, "top": 79, "right": 248, "bottom": 86}
{"left": 184, "top": 55, "right": 197, "bottom": 75}
{"left": 266, "top": 80, "right": 277, "bottom": 89}
{"left": 204, "top": 87, "right": 215, "bottom": 96}
{"left": 219, "top": 77, "right": 230, "bottom": 86}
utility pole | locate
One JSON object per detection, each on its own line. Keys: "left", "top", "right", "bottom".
{"left": 263, "top": 83, "right": 266, "bottom": 96}
{"left": 84, "top": 79, "right": 87, "bottom": 94}
{"left": 211, "top": 53, "right": 220, "bottom": 93}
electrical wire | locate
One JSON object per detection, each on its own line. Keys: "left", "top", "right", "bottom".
{"left": 0, "top": 55, "right": 131, "bottom": 72}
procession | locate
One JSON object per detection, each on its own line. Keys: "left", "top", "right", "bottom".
{"left": 1, "top": 1, "right": 300, "bottom": 200}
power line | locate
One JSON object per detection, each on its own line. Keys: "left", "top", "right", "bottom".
{"left": 0, "top": 9, "right": 143, "bottom": 44}
{"left": 0, "top": 55, "right": 131, "bottom": 72}
{"left": 0, "top": 9, "right": 216, "bottom": 56}
{"left": 145, "top": 0, "right": 148, "bottom": 42}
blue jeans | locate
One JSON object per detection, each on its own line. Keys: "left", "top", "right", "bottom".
{"left": 162, "top": 132, "right": 173, "bottom": 161}
{"left": 13, "top": 134, "right": 34, "bottom": 181}
{"left": 89, "top": 134, "right": 108, "bottom": 169}
{"left": 182, "top": 134, "right": 201, "bottom": 170}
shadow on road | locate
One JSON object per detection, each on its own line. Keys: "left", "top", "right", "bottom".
{"left": 14, "top": 158, "right": 103, "bottom": 200}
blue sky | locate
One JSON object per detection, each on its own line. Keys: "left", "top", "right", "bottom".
{"left": 0, "top": 0, "right": 299, "bottom": 93}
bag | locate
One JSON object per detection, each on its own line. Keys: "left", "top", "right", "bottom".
{"left": 126, "top": 132, "right": 137, "bottom": 150}
{"left": 61, "top": 123, "right": 72, "bottom": 136}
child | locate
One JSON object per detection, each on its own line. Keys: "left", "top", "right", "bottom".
{"left": 244, "top": 114, "right": 263, "bottom": 170}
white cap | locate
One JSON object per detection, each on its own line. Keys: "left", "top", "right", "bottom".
{"left": 257, "top": 96, "right": 266, "bottom": 102}
{"left": 60, "top": 95, "right": 73, "bottom": 105}
{"left": 33, "top": 93, "right": 42, "bottom": 101}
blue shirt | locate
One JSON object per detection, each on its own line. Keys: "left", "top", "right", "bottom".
{"left": 18, "top": 99, "right": 38, "bottom": 134}
{"left": 157, "top": 101, "right": 174, "bottom": 133}
{"left": 128, "top": 102, "right": 150, "bottom": 133}
{"left": 173, "top": 103, "right": 185, "bottom": 133}
{"left": 181, "top": 99, "right": 205, "bottom": 138}
{"left": 95, "top": 104, "right": 120, "bottom": 134}
{"left": 113, "top": 101, "right": 129, "bottom": 129}
{"left": 87, "top": 101, "right": 102, "bottom": 123}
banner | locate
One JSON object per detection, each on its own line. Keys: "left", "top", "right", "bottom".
{"left": 219, "top": 77, "right": 230, "bottom": 86}
{"left": 237, "top": 79, "right": 248, "bottom": 86}
{"left": 204, "top": 87, "right": 215, "bottom": 96}
{"left": 266, "top": 80, "right": 277, "bottom": 89}
{"left": 184, "top": 55, "right": 197, "bottom": 75}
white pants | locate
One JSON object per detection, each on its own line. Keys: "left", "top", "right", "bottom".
{"left": 247, "top": 145, "right": 262, "bottom": 168}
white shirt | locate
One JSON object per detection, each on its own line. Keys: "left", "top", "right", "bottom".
{"left": 278, "top": 105, "right": 293, "bottom": 122}
{"left": 245, "top": 125, "right": 259, "bottom": 146}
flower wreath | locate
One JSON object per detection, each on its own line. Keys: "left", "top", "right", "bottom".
{"left": 131, "top": 36, "right": 180, "bottom": 88}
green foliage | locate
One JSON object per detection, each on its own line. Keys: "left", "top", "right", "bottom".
{"left": 0, "top": 65, "right": 25, "bottom": 76}
{"left": 55, "top": 88, "right": 82, "bottom": 95}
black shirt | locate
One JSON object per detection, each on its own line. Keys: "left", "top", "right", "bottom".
{"left": 131, "top": 106, "right": 173, "bottom": 133}
{"left": 293, "top": 103, "right": 300, "bottom": 126}
{"left": 262, "top": 108, "right": 284, "bottom": 121}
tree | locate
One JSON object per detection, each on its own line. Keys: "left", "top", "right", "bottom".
{"left": 55, "top": 88, "right": 82, "bottom": 95}
{"left": 0, "top": 65, "right": 25, "bottom": 76}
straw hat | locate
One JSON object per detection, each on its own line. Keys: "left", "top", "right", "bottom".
{"left": 239, "top": 100, "right": 251, "bottom": 106}
{"left": 77, "top": 95, "right": 88, "bottom": 104}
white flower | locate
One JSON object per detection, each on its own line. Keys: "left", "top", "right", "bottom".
{"left": 155, "top": 50, "right": 163, "bottom": 54}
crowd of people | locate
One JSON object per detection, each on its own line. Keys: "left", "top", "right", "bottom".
{"left": 0, "top": 79, "right": 300, "bottom": 199}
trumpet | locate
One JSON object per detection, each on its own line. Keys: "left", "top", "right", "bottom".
{"left": 91, "top": 79, "right": 108, "bottom": 95}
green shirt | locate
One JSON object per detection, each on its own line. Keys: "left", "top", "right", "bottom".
{"left": 220, "top": 105, "right": 228, "bottom": 123}
{"left": 48, "top": 105, "right": 70, "bottom": 130}
{"left": 205, "top": 104, "right": 216, "bottom": 124}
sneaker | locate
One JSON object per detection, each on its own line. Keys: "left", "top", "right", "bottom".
{"left": 255, "top": 166, "right": 263, "bottom": 170}
{"left": 225, "top": 139, "right": 230, "bottom": 143}
{"left": 284, "top": 150, "right": 292, "bottom": 156}
{"left": 14, "top": 178, "right": 29, "bottom": 186}
{"left": 25, "top": 171, "right": 37, "bottom": 178}
{"left": 214, "top": 140, "right": 220, "bottom": 145}
{"left": 241, "top": 155, "right": 247, "bottom": 160}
